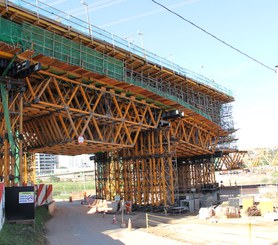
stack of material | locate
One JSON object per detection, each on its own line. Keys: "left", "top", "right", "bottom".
{"left": 247, "top": 206, "right": 261, "bottom": 216}
{"left": 214, "top": 206, "right": 227, "bottom": 218}
{"left": 259, "top": 198, "right": 273, "bottom": 216}
{"left": 198, "top": 207, "right": 215, "bottom": 220}
{"left": 226, "top": 206, "right": 240, "bottom": 218}
{"left": 228, "top": 197, "right": 240, "bottom": 208}
{"left": 87, "top": 199, "right": 118, "bottom": 214}
{"left": 242, "top": 196, "right": 254, "bottom": 213}
{"left": 199, "top": 192, "right": 218, "bottom": 207}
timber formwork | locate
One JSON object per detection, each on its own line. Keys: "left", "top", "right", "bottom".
{"left": 0, "top": 1, "right": 237, "bottom": 206}
{"left": 177, "top": 156, "right": 216, "bottom": 194}
{"left": 22, "top": 153, "right": 36, "bottom": 185}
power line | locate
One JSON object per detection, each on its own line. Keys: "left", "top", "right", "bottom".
{"left": 151, "top": 0, "right": 275, "bottom": 72}
{"left": 101, "top": 0, "right": 199, "bottom": 28}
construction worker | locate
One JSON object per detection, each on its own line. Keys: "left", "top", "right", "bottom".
{"left": 83, "top": 191, "right": 87, "bottom": 201}
{"left": 69, "top": 193, "right": 72, "bottom": 202}
{"left": 102, "top": 207, "right": 107, "bottom": 218}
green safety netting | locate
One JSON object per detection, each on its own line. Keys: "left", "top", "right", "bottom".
{"left": 0, "top": 17, "right": 212, "bottom": 120}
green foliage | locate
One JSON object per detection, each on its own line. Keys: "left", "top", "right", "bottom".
{"left": 271, "top": 171, "right": 278, "bottom": 178}
{"left": 126, "top": 91, "right": 134, "bottom": 97}
{"left": 0, "top": 206, "right": 51, "bottom": 245}
{"left": 271, "top": 171, "right": 278, "bottom": 184}
{"left": 146, "top": 98, "right": 154, "bottom": 104}
{"left": 260, "top": 177, "right": 270, "bottom": 184}
{"left": 48, "top": 176, "right": 60, "bottom": 183}
{"left": 44, "top": 181, "right": 95, "bottom": 199}
{"left": 135, "top": 95, "right": 145, "bottom": 100}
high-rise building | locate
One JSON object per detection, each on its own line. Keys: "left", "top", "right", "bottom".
{"left": 35, "top": 153, "right": 58, "bottom": 175}
{"left": 58, "top": 154, "right": 93, "bottom": 170}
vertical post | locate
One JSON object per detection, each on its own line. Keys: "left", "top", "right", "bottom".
{"left": 248, "top": 223, "right": 252, "bottom": 245}
{"left": 146, "top": 213, "right": 149, "bottom": 232}
{"left": 0, "top": 0, "right": 8, "bottom": 8}
{"left": 4, "top": 132, "right": 9, "bottom": 186}
{"left": 32, "top": 153, "right": 36, "bottom": 184}
{"left": 19, "top": 93, "right": 23, "bottom": 185}
{"left": 35, "top": 0, "right": 39, "bottom": 18}
{"left": 148, "top": 132, "right": 154, "bottom": 205}
{"left": 137, "top": 31, "right": 146, "bottom": 59}
{"left": 24, "top": 153, "right": 27, "bottom": 184}
{"left": 111, "top": 33, "right": 115, "bottom": 50}
{"left": 10, "top": 157, "right": 14, "bottom": 186}
{"left": 159, "top": 130, "right": 167, "bottom": 206}
{"left": 1, "top": 55, "right": 17, "bottom": 186}
{"left": 166, "top": 129, "right": 175, "bottom": 205}
{"left": 121, "top": 196, "right": 125, "bottom": 227}
{"left": 81, "top": 1, "right": 93, "bottom": 38}
{"left": 123, "top": 159, "right": 128, "bottom": 201}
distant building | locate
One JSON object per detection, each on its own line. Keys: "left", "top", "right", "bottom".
{"left": 35, "top": 153, "right": 59, "bottom": 175}
{"left": 58, "top": 154, "right": 94, "bottom": 170}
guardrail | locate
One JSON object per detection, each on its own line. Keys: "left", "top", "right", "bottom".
{"left": 6, "top": 0, "right": 233, "bottom": 96}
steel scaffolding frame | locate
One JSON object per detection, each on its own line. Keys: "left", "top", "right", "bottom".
{"left": 0, "top": 76, "right": 25, "bottom": 186}
{"left": 125, "top": 69, "right": 229, "bottom": 125}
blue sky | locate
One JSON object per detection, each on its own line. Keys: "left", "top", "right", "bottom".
{"left": 39, "top": 0, "right": 278, "bottom": 149}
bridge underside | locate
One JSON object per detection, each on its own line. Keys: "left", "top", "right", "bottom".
{"left": 0, "top": 47, "right": 232, "bottom": 205}
{"left": 0, "top": 2, "right": 240, "bottom": 206}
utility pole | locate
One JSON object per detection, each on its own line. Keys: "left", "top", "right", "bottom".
{"left": 137, "top": 31, "right": 146, "bottom": 59}
{"left": 81, "top": 1, "right": 93, "bottom": 38}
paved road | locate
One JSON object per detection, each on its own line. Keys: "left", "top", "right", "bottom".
{"left": 45, "top": 201, "right": 185, "bottom": 245}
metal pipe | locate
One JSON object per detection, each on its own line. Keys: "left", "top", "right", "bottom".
{"left": 81, "top": 1, "right": 93, "bottom": 38}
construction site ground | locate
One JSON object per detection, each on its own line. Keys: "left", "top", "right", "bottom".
{"left": 46, "top": 199, "right": 278, "bottom": 245}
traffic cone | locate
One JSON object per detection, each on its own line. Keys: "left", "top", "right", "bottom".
{"left": 128, "top": 218, "right": 132, "bottom": 231}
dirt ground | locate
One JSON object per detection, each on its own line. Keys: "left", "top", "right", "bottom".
{"left": 46, "top": 200, "right": 186, "bottom": 245}
{"left": 46, "top": 200, "right": 278, "bottom": 245}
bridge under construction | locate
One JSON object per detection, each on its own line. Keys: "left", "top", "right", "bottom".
{"left": 0, "top": 1, "right": 244, "bottom": 207}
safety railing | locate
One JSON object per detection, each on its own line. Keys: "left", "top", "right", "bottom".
{"left": 146, "top": 213, "right": 173, "bottom": 231}
{"left": 6, "top": 0, "right": 233, "bottom": 96}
